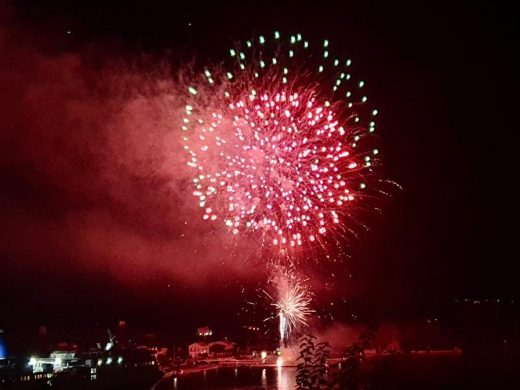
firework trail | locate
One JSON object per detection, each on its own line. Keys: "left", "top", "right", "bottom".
{"left": 182, "top": 31, "right": 382, "bottom": 256}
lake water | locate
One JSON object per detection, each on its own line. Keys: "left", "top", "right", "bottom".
{"left": 155, "top": 367, "right": 296, "bottom": 389}
{"left": 153, "top": 353, "right": 520, "bottom": 389}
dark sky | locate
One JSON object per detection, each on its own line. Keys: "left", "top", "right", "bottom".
{"left": 1, "top": 1, "right": 518, "bottom": 337}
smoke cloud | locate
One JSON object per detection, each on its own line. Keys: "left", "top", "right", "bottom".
{"left": 0, "top": 5, "right": 261, "bottom": 289}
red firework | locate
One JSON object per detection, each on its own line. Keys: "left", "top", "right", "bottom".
{"left": 182, "top": 31, "right": 381, "bottom": 253}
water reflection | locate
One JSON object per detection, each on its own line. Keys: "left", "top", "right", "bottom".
{"left": 159, "top": 366, "right": 296, "bottom": 389}
{"left": 277, "top": 367, "right": 296, "bottom": 390}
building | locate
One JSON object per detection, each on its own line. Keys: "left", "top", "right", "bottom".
{"left": 28, "top": 351, "right": 78, "bottom": 373}
{"left": 197, "top": 326, "right": 213, "bottom": 337}
{"left": 208, "top": 340, "right": 236, "bottom": 357}
{"left": 188, "top": 340, "right": 236, "bottom": 359}
{"left": 188, "top": 342, "right": 209, "bottom": 359}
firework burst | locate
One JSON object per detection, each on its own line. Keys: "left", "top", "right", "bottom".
{"left": 264, "top": 270, "right": 315, "bottom": 344}
{"left": 182, "top": 31, "right": 382, "bottom": 255}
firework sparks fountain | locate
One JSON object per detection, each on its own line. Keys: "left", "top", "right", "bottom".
{"left": 273, "top": 272, "right": 314, "bottom": 346}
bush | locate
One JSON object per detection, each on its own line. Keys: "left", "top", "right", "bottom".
{"left": 296, "top": 335, "right": 331, "bottom": 390}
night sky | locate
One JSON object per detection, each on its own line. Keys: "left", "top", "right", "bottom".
{"left": 1, "top": 1, "right": 518, "bottom": 338}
